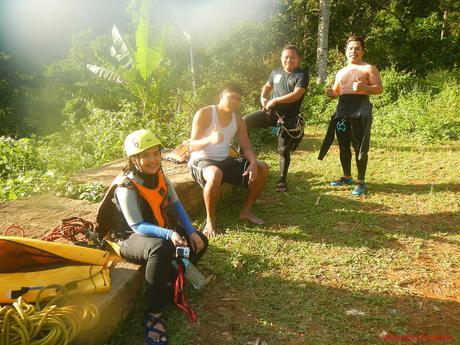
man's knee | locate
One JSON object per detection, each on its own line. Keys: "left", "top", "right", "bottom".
{"left": 278, "top": 145, "right": 290, "bottom": 157}
{"left": 258, "top": 161, "right": 269, "bottom": 179}
{"left": 203, "top": 166, "right": 223, "bottom": 186}
{"left": 244, "top": 110, "right": 267, "bottom": 130}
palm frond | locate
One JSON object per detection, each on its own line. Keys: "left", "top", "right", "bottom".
{"left": 86, "top": 64, "right": 124, "bottom": 84}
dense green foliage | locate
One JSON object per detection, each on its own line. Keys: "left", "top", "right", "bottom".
{"left": 0, "top": 0, "right": 458, "bottom": 201}
{"left": 280, "top": 0, "right": 459, "bottom": 74}
{"left": 0, "top": 136, "right": 105, "bottom": 201}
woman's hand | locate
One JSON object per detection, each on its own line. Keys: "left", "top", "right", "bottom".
{"left": 189, "top": 232, "right": 205, "bottom": 254}
{"left": 170, "top": 232, "right": 187, "bottom": 247}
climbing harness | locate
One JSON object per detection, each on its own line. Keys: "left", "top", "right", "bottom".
{"left": 271, "top": 124, "right": 283, "bottom": 137}
{"left": 0, "top": 285, "right": 99, "bottom": 345}
{"left": 284, "top": 116, "right": 305, "bottom": 139}
{"left": 173, "top": 260, "right": 197, "bottom": 322}
{"left": 268, "top": 110, "right": 305, "bottom": 139}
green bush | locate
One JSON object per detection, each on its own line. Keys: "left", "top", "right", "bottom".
{"left": 374, "top": 80, "right": 459, "bottom": 142}
{"left": 0, "top": 169, "right": 106, "bottom": 201}
{"left": 374, "top": 68, "right": 459, "bottom": 143}
{"left": 0, "top": 136, "right": 45, "bottom": 178}
{"left": 372, "top": 68, "right": 418, "bottom": 108}
{"left": 303, "top": 82, "right": 336, "bottom": 126}
{"left": 0, "top": 96, "right": 196, "bottom": 202}
{"left": 40, "top": 101, "right": 148, "bottom": 173}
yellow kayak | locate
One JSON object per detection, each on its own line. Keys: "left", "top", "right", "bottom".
{"left": 0, "top": 236, "right": 111, "bottom": 303}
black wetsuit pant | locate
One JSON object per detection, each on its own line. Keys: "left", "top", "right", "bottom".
{"left": 119, "top": 227, "right": 208, "bottom": 313}
{"left": 334, "top": 95, "right": 371, "bottom": 181}
{"left": 336, "top": 118, "right": 368, "bottom": 181}
{"left": 243, "top": 110, "right": 298, "bottom": 182}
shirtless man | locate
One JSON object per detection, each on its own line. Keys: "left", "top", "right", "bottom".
{"left": 189, "top": 83, "right": 269, "bottom": 236}
{"left": 318, "top": 35, "right": 383, "bottom": 196}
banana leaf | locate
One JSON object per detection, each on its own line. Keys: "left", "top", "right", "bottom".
{"left": 86, "top": 64, "right": 124, "bottom": 84}
{"left": 110, "top": 25, "right": 135, "bottom": 70}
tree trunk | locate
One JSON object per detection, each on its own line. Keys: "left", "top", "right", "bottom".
{"left": 316, "top": 0, "right": 330, "bottom": 84}
{"left": 441, "top": 11, "right": 447, "bottom": 40}
{"left": 187, "top": 33, "right": 197, "bottom": 98}
{"left": 176, "top": 15, "right": 197, "bottom": 97}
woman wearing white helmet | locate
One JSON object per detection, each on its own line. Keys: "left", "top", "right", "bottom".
{"left": 97, "top": 129, "right": 207, "bottom": 345}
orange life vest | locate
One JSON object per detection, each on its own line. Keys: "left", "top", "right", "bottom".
{"left": 129, "top": 169, "right": 170, "bottom": 228}
{"left": 96, "top": 169, "right": 171, "bottom": 239}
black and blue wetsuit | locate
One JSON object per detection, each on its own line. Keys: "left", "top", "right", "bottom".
{"left": 318, "top": 94, "right": 372, "bottom": 181}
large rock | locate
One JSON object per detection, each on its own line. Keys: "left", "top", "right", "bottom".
{"left": 0, "top": 196, "right": 97, "bottom": 238}
{"left": 78, "top": 159, "right": 204, "bottom": 214}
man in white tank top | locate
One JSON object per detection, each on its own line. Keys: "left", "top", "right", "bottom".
{"left": 189, "top": 83, "right": 269, "bottom": 236}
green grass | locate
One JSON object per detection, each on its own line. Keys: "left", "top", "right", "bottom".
{"left": 107, "top": 127, "right": 460, "bottom": 345}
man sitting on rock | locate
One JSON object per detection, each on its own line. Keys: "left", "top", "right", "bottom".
{"left": 188, "top": 83, "right": 269, "bottom": 236}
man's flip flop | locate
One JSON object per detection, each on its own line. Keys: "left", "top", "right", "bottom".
{"left": 275, "top": 181, "right": 288, "bottom": 192}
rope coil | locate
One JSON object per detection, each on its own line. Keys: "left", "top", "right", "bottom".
{"left": 40, "top": 217, "right": 103, "bottom": 248}
{"left": 0, "top": 285, "right": 99, "bottom": 345}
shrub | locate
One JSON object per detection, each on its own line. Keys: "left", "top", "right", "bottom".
{"left": 372, "top": 68, "right": 418, "bottom": 109}
{"left": 0, "top": 169, "right": 105, "bottom": 201}
{"left": 374, "top": 69, "right": 459, "bottom": 143}
{"left": 39, "top": 101, "right": 150, "bottom": 173}
{"left": 0, "top": 136, "right": 45, "bottom": 178}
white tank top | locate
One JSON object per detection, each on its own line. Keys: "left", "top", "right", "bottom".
{"left": 190, "top": 105, "right": 237, "bottom": 162}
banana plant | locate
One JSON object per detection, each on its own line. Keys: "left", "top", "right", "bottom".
{"left": 86, "top": 0, "right": 166, "bottom": 115}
